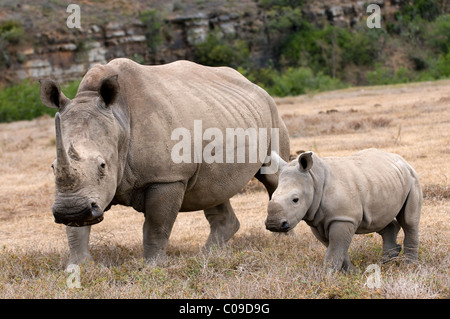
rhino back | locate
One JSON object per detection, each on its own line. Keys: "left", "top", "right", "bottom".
{"left": 104, "top": 59, "right": 281, "bottom": 210}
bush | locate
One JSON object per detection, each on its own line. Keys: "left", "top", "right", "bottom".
{"left": 396, "top": 0, "right": 441, "bottom": 22}
{"left": 139, "top": 9, "right": 164, "bottom": 53}
{"left": 0, "top": 79, "right": 80, "bottom": 123}
{"left": 435, "top": 52, "right": 450, "bottom": 78}
{"left": 0, "top": 20, "right": 25, "bottom": 67}
{"left": 341, "top": 25, "right": 382, "bottom": 67}
{"left": 426, "top": 14, "right": 450, "bottom": 55}
{"left": 0, "top": 20, "right": 24, "bottom": 45}
{"left": 264, "top": 67, "right": 347, "bottom": 97}
{"left": 194, "top": 32, "right": 249, "bottom": 68}
{"left": 365, "top": 64, "right": 426, "bottom": 85}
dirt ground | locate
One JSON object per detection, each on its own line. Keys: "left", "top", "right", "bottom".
{"left": 0, "top": 80, "right": 448, "bottom": 298}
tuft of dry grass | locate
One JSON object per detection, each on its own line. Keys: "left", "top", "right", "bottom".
{"left": 423, "top": 184, "right": 450, "bottom": 201}
{"left": 0, "top": 80, "right": 449, "bottom": 298}
{"left": 282, "top": 111, "right": 393, "bottom": 138}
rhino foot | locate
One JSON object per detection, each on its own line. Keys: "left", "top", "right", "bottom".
{"left": 204, "top": 200, "right": 240, "bottom": 248}
{"left": 382, "top": 244, "right": 402, "bottom": 263}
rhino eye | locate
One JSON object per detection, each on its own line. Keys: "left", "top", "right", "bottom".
{"left": 292, "top": 197, "right": 299, "bottom": 204}
{"left": 97, "top": 158, "right": 106, "bottom": 176}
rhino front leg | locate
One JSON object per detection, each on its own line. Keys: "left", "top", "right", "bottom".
{"left": 142, "top": 182, "right": 185, "bottom": 263}
{"left": 324, "top": 221, "right": 356, "bottom": 272}
{"left": 66, "top": 226, "right": 92, "bottom": 267}
{"left": 204, "top": 199, "right": 240, "bottom": 249}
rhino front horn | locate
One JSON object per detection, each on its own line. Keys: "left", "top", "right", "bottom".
{"left": 55, "top": 113, "right": 70, "bottom": 171}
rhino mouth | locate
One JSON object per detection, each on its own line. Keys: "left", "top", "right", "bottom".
{"left": 265, "top": 220, "right": 291, "bottom": 232}
{"left": 64, "top": 216, "right": 104, "bottom": 227}
{"left": 53, "top": 203, "right": 104, "bottom": 227}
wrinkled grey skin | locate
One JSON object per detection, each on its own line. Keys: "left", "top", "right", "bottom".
{"left": 266, "top": 149, "right": 422, "bottom": 272}
{"left": 40, "top": 58, "right": 290, "bottom": 266}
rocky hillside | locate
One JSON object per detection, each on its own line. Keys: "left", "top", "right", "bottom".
{"left": 0, "top": 0, "right": 403, "bottom": 84}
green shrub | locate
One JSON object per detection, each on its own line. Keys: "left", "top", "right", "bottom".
{"left": 238, "top": 66, "right": 278, "bottom": 90}
{"left": 278, "top": 24, "right": 323, "bottom": 70}
{"left": 426, "top": 14, "right": 450, "bottom": 55}
{"left": 264, "top": 67, "right": 347, "bottom": 97}
{"left": 434, "top": 52, "right": 450, "bottom": 78}
{"left": 194, "top": 32, "right": 249, "bottom": 68}
{"left": 0, "top": 20, "right": 25, "bottom": 67}
{"left": 365, "top": 64, "right": 428, "bottom": 85}
{"left": 0, "top": 20, "right": 24, "bottom": 45}
{"left": 140, "top": 9, "right": 164, "bottom": 53}
{"left": 366, "top": 64, "right": 395, "bottom": 85}
{"left": 278, "top": 22, "right": 384, "bottom": 80}
{"left": 341, "top": 25, "right": 382, "bottom": 67}
{"left": 396, "top": 0, "right": 441, "bottom": 22}
{"left": 0, "top": 79, "right": 80, "bottom": 123}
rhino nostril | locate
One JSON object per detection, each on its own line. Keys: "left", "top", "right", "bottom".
{"left": 280, "top": 221, "right": 290, "bottom": 231}
{"left": 90, "top": 202, "right": 103, "bottom": 218}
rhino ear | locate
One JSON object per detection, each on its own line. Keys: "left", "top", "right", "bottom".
{"left": 39, "top": 79, "right": 70, "bottom": 110}
{"left": 298, "top": 151, "right": 313, "bottom": 172}
{"left": 98, "top": 74, "right": 119, "bottom": 107}
{"left": 270, "top": 151, "right": 287, "bottom": 172}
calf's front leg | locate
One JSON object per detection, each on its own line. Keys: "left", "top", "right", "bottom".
{"left": 324, "top": 221, "right": 356, "bottom": 272}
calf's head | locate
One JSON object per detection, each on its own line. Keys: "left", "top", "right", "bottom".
{"left": 265, "top": 152, "right": 314, "bottom": 232}
{"left": 40, "top": 75, "right": 127, "bottom": 226}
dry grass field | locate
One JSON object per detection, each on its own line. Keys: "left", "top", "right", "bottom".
{"left": 0, "top": 80, "right": 449, "bottom": 299}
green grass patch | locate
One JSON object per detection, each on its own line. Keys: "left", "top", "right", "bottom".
{"left": 0, "top": 79, "right": 80, "bottom": 123}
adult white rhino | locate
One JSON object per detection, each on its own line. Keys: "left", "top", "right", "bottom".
{"left": 40, "top": 58, "right": 290, "bottom": 265}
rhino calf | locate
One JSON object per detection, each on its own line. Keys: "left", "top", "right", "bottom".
{"left": 266, "top": 149, "right": 422, "bottom": 272}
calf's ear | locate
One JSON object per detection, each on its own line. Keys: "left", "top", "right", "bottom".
{"left": 98, "top": 74, "right": 120, "bottom": 107}
{"left": 39, "top": 79, "right": 70, "bottom": 110}
{"left": 298, "top": 151, "right": 313, "bottom": 172}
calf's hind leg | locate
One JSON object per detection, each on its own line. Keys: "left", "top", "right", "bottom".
{"left": 378, "top": 220, "right": 402, "bottom": 263}
{"left": 397, "top": 185, "right": 422, "bottom": 263}
{"left": 204, "top": 199, "right": 240, "bottom": 249}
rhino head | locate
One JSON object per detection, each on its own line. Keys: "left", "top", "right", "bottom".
{"left": 265, "top": 152, "right": 315, "bottom": 232}
{"left": 40, "top": 75, "right": 129, "bottom": 226}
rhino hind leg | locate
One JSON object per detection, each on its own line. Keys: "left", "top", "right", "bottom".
{"left": 378, "top": 220, "right": 402, "bottom": 263}
{"left": 204, "top": 199, "right": 240, "bottom": 249}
